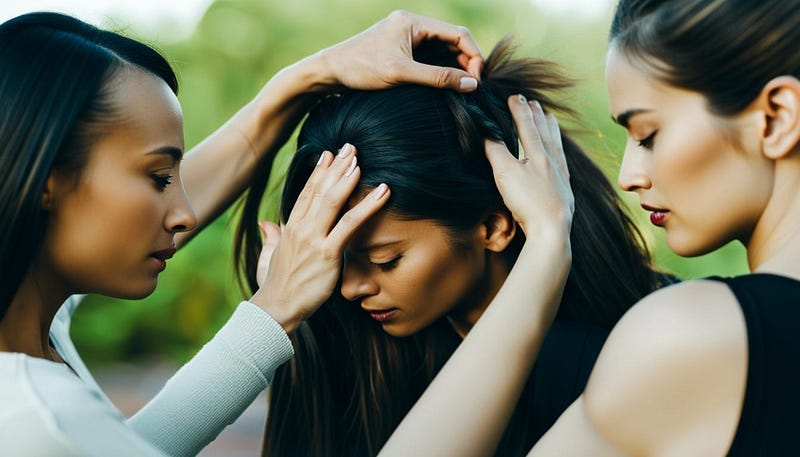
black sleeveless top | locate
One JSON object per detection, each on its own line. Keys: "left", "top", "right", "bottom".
{"left": 710, "top": 274, "right": 800, "bottom": 457}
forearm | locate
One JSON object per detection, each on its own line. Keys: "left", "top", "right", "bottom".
{"left": 127, "top": 301, "right": 294, "bottom": 457}
{"left": 177, "top": 54, "right": 332, "bottom": 247}
{"left": 380, "top": 236, "right": 571, "bottom": 457}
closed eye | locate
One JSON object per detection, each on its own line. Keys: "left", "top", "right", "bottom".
{"left": 638, "top": 131, "right": 657, "bottom": 150}
{"left": 371, "top": 255, "right": 402, "bottom": 272}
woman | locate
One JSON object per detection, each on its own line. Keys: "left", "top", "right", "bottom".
{"left": 0, "top": 10, "right": 484, "bottom": 456}
{"left": 383, "top": 1, "right": 800, "bottom": 455}
{"left": 238, "top": 39, "right": 666, "bottom": 456}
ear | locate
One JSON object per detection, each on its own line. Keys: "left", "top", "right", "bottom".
{"left": 479, "top": 208, "right": 517, "bottom": 253}
{"left": 41, "top": 174, "right": 57, "bottom": 211}
{"left": 757, "top": 76, "right": 800, "bottom": 159}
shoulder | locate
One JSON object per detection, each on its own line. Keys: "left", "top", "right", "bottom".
{"left": 0, "top": 354, "right": 84, "bottom": 455}
{"left": 583, "top": 280, "right": 748, "bottom": 455}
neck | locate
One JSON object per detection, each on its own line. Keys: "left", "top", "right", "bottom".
{"left": 0, "top": 266, "right": 69, "bottom": 361}
{"left": 447, "top": 252, "right": 512, "bottom": 338}
{"left": 747, "top": 154, "right": 800, "bottom": 279}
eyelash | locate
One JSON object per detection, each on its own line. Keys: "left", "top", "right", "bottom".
{"left": 151, "top": 174, "right": 174, "bottom": 191}
{"left": 638, "top": 131, "right": 657, "bottom": 150}
{"left": 371, "top": 256, "right": 401, "bottom": 272}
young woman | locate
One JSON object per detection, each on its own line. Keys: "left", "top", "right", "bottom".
{"left": 381, "top": 1, "right": 800, "bottom": 455}
{"left": 0, "top": 10, "right": 485, "bottom": 456}
{"left": 237, "top": 39, "right": 666, "bottom": 456}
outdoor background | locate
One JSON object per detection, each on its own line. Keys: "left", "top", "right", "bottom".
{"left": 4, "top": 0, "right": 748, "bottom": 455}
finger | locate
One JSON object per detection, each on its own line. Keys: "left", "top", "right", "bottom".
{"left": 327, "top": 183, "right": 391, "bottom": 248}
{"left": 303, "top": 143, "right": 360, "bottom": 227}
{"left": 397, "top": 60, "right": 478, "bottom": 92}
{"left": 401, "top": 11, "right": 484, "bottom": 64}
{"left": 484, "top": 139, "right": 516, "bottom": 173}
{"left": 529, "top": 101, "right": 553, "bottom": 156}
{"left": 545, "top": 113, "right": 569, "bottom": 177}
{"left": 507, "top": 95, "right": 546, "bottom": 160}
{"left": 292, "top": 144, "right": 356, "bottom": 225}
{"left": 286, "top": 150, "right": 333, "bottom": 225}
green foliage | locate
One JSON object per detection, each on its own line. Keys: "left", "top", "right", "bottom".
{"left": 71, "top": 0, "right": 748, "bottom": 366}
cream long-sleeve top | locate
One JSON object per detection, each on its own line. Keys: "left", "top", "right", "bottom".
{"left": 0, "top": 296, "right": 294, "bottom": 456}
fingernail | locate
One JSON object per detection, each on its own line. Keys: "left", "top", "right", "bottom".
{"left": 460, "top": 77, "right": 477, "bottom": 91}
{"left": 372, "top": 183, "right": 388, "bottom": 200}
{"left": 339, "top": 143, "right": 354, "bottom": 159}
{"left": 344, "top": 156, "right": 358, "bottom": 176}
{"left": 316, "top": 152, "right": 326, "bottom": 166}
{"left": 518, "top": 94, "right": 527, "bottom": 104}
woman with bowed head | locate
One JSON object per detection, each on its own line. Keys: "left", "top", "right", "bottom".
{"left": 0, "top": 10, "right": 484, "bottom": 456}
{"left": 236, "top": 38, "right": 667, "bottom": 456}
{"left": 377, "top": 1, "right": 800, "bottom": 456}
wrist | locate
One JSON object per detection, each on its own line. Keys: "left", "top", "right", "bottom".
{"left": 249, "top": 289, "right": 302, "bottom": 334}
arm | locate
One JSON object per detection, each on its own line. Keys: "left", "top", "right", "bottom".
{"left": 130, "top": 145, "right": 390, "bottom": 455}
{"left": 176, "top": 10, "right": 483, "bottom": 247}
{"left": 380, "top": 97, "right": 574, "bottom": 456}
{"left": 528, "top": 280, "right": 748, "bottom": 457}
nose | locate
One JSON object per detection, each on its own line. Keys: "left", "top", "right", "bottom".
{"left": 165, "top": 181, "right": 198, "bottom": 233}
{"left": 340, "top": 261, "right": 379, "bottom": 302}
{"left": 617, "top": 143, "right": 652, "bottom": 192}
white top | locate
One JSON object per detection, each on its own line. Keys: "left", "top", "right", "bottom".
{"left": 0, "top": 297, "right": 294, "bottom": 456}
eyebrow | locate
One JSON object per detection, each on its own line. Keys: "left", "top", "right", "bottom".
{"left": 147, "top": 146, "right": 184, "bottom": 162}
{"left": 611, "top": 109, "right": 651, "bottom": 129}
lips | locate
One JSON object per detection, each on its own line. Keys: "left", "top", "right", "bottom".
{"left": 362, "top": 307, "right": 398, "bottom": 323}
{"left": 149, "top": 247, "right": 176, "bottom": 272}
{"left": 641, "top": 204, "right": 669, "bottom": 227}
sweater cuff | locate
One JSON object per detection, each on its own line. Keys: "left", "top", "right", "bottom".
{"left": 215, "top": 301, "right": 294, "bottom": 380}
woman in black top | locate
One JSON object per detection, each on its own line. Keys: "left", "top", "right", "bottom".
{"left": 382, "top": 1, "right": 800, "bottom": 455}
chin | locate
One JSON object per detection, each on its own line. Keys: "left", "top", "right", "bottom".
{"left": 104, "top": 280, "right": 158, "bottom": 300}
{"left": 381, "top": 323, "right": 420, "bottom": 338}
{"left": 666, "top": 233, "right": 727, "bottom": 258}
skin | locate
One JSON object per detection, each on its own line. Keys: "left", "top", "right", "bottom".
{"left": 0, "top": 67, "right": 196, "bottom": 360}
{"left": 524, "top": 46, "right": 800, "bottom": 457}
{"left": 340, "top": 211, "right": 513, "bottom": 337}
{"left": 607, "top": 46, "right": 774, "bottom": 258}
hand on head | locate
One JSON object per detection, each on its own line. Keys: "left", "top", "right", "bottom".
{"left": 484, "top": 95, "right": 574, "bottom": 240}
{"left": 249, "top": 144, "right": 390, "bottom": 333}
{"left": 319, "top": 10, "right": 483, "bottom": 93}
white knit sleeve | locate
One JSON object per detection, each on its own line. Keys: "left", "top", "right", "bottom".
{"left": 127, "top": 301, "right": 294, "bottom": 457}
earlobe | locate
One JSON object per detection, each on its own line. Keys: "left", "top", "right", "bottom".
{"left": 481, "top": 209, "right": 517, "bottom": 253}
{"left": 759, "top": 76, "right": 800, "bottom": 159}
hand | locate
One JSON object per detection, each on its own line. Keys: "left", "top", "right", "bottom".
{"left": 316, "top": 10, "right": 483, "bottom": 92}
{"left": 249, "top": 144, "right": 390, "bottom": 333}
{"left": 484, "top": 95, "right": 574, "bottom": 240}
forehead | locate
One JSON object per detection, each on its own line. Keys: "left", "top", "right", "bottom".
{"left": 100, "top": 67, "right": 184, "bottom": 153}
{"left": 347, "top": 209, "right": 450, "bottom": 251}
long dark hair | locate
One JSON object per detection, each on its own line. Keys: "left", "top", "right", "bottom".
{"left": 0, "top": 12, "right": 178, "bottom": 320}
{"left": 610, "top": 0, "right": 800, "bottom": 116}
{"left": 239, "top": 38, "right": 661, "bottom": 456}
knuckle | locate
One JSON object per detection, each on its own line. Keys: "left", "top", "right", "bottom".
{"left": 388, "top": 9, "right": 410, "bottom": 23}
{"left": 435, "top": 69, "right": 451, "bottom": 88}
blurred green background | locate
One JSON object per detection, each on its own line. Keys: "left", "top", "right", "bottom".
{"left": 71, "top": 0, "right": 748, "bottom": 366}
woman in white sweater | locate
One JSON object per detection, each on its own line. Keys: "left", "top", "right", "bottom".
{"left": 0, "top": 10, "right": 482, "bottom": 456}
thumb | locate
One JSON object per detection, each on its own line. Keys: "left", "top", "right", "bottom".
{"left": 402, "top": 61, "right": 478, "bottom": 92}
{"left": 258, "top": 221, "right": 281, "bottom": 244}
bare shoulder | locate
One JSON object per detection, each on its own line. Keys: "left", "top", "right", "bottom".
{"left": 583, "top": 279, "right": 749, "bottom": 456}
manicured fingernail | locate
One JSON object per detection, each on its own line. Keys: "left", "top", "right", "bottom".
{"left": 372, "top": 183, "right": 388, "bottom": 200}
{"left": 316, "top": 152, "right": 326, "bottom": 166}
{"left": 344, "top": 156, "right": 358, "bottom": 176}
{"left": 518, "top": 94, "right": 527, "bottom": 104}
{"left": 339, "top": 143, "right": 354, "bottom": 159}
{"left": 460, "top": 77, "right": 478, "bottom": 91}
